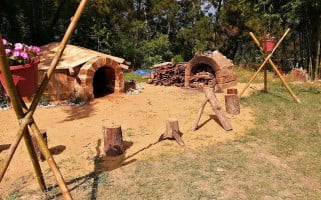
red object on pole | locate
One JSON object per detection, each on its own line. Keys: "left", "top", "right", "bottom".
{"left": 262, "top": 39, "right": 276, "bottom": 53}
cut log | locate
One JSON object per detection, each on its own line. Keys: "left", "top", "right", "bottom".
{"left": 159, "top": 118, "right": 185, "bottom": 146}
{"left": 103, "top": 125, "right": 125, "bottom": 156}
{"left": 31, "top": 130, "right": 47, "bottom": 162}
{"left": 227, "top": 88, "right": 238, "bottom": 95}
{"left": 203, "top": 87, "right": 233, "bottom": 131}
{"left": 225, "top": 94, "right": 240, "bottom": 115}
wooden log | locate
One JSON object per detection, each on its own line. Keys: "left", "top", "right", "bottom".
{"left": 159, "top": 118, "right": 185, "bottom": 146}
{"left": 103, "top": 125, "right": 125, "bottom": 156}
{"left": 204, "top": 87, "right": 233, "bottom": 131}
{"left": 192, "top": 98, "right": 208, "bottom": 131}
{"left": 227, "top": 88, "right": 238, "bottom": 95}
{"left": 31, "top": 130, "right": 48, "bottom": 162}
{"left": 225, "top": 94, "right": 240, "bottom": 115}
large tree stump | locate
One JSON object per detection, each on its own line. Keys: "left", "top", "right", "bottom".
{"left": 227, "top": 88, "right": 238, "bottom": 95}
{"left": 203, "top": 87, "right": 233, "bottom": 131}
{"left": 225, "top": 94, "right": 240, "bottom": 115}
{"left": 159, "top": 118, "right": 185, "bottom": 146}
{"left": 103, "top": 125, "right": 125, "bottom": 156}
{"left": 31, "top": 130, "right": 48, "bottom": 162}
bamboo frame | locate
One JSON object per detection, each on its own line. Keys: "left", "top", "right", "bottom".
{"left": 239, "top": 28, "right": 301, "bottom": 103}
{"left": 0, "top": 0, "right": 89, "bottom": 199}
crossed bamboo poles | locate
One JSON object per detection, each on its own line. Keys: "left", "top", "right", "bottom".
{"left": 239, "top": 28, "right": 301, "bottom": 103}
{"left": 0, "top": 0, "right": 89, "bottom": 199}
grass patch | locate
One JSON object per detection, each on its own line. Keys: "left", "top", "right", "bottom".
{"left": 124, "top": 70, "right": 150, "bottom": 83}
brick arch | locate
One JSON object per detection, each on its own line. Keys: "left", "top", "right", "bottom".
{"left": 77, "top": 57, "right": 124, "bottom": 100}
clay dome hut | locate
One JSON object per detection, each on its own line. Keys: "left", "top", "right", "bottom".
{"left": 38, "top": 42, "right": 130, "bottom": 103}
{"left": 185, "top": 51, "right": 237, "bottom": 91}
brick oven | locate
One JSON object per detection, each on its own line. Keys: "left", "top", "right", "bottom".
{"left": 184, "top": 51, "right": 237, "bottom": 91}
{"left": 38, "top": 42, "right": 129, "bottom": 103}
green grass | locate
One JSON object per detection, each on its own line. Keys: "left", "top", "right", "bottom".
{"left": 124, "top": 70, "right": 150, "bottom": 83}
{"left": 3, "top": 68, "right": 321, "bottom": 199}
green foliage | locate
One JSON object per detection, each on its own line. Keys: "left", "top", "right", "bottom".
{"left": 1, "top": 0, "right": 319, "bottom": 77}
{"left": 124, "top": 71, "right": 147, "bottom": 83}
{"left": 139, "top": 34, "right": 172, "bottom": 69}
{"left": 172, "top": 54, "right": 184, "bottom": 63}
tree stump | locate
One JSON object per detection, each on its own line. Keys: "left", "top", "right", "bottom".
{"left": 31, "top": 130, "right": 47, "bottom": 162}
{"left": 159, "top": 118, "right": 185, "bottom": 146}
{"left": 225, "top": 94, "right": 240, "bottom": 115}
{"left": 103, "top": 125, "right": 125, "bottom": 156}
{"left": 227, "top": 88, "right": 238, "bottom": 95}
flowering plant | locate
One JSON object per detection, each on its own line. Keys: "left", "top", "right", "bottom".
{"left": 2, "top": 38, "right": 40, "bottom": 66}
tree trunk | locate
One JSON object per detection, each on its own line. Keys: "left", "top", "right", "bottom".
{"left": 159, "top": 118, "right": 185, "bottom": 146}
{"left": 103, "top": 125, "right": 125, "bottom": 156}
{"left": 225, "top": 94, "right": 240, "bottom": 115}
{"left": 227, "top": 88, "right": 238, "bottom": 95}
{"left": 315, "top": 34, "right": 321, "bottom": 80}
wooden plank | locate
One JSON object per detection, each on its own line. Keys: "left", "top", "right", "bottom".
{"left": 204, "top": 87, "right": 233, "bottom": 131}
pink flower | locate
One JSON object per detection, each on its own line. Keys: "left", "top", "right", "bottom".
{"left": 2, "top": 39, "right": 7, "bottom": 45}
{"left": 5, "top": 49, "right": 11, "bottom": 55}
{"left": 33, "top": 46, "right": 41, "bottom": 54}
{"left": 3, "top": 38, "right": 40, "bottom": 65}
{"left": 20, "top": 51, "right": 29, "bottom": 59}
{"left": 13, "top": 50, "right": 21, "bottom": 57}
{"left": 14, "top": 43, "right": 24, "bottom": 50}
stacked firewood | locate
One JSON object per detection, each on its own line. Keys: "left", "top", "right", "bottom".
{"left": 148, "top": 62, "right": 186, "bottom": 86}
{"left": 189, "top": 71, "right": 216, "bottom": 89}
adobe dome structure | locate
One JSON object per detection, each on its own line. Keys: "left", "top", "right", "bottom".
{"left": 38, "top": 42, "right": 130, "bottom": 103}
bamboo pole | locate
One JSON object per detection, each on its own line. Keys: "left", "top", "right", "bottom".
{"left": 21, "top": 1, "right": 89, "bottom": 198}
{"left": 248, "top": 30, "right": 300, "bottom": 103}
{"left": 0, "top": 0, "right": 89, "bottom": 198}
{"left": 0, "top": 35, "right": 46, "bottom": 191}
{"left": 239, "top": 29, "right": 300, "bottom": 103}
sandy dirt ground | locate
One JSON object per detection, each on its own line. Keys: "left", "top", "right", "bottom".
{"left": 0, "top": 82, "right": 262, "bottom": 197}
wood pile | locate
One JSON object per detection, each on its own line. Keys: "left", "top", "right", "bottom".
{"left": 148, "top": 62, "right": 186, "bottom": 86}
{"left": 188, "top": 71, "right": 216, "bottom": 89}
{"left": 148, "top": 51, "right": 238, "bottom": 91}
{"left": 148, "top": 62, "right": 218, "bottom": 88}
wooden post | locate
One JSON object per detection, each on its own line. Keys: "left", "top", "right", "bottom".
{"left": 225, "top": 94, "right": 240, "bottom": 115}
{"left": 103, "top": 125, "right": 125, "bottom": 156}
{"left": 264, "top": 69, "right": 268, "bottom": 92}
{"left": 192, "top": 98, "right": 208, "bottom": 131}
{"left": 159, "top": 118, "right": 185, "bottom": 146}
{"left": 204, "top": 87, "right": 233, "bottom": 131}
